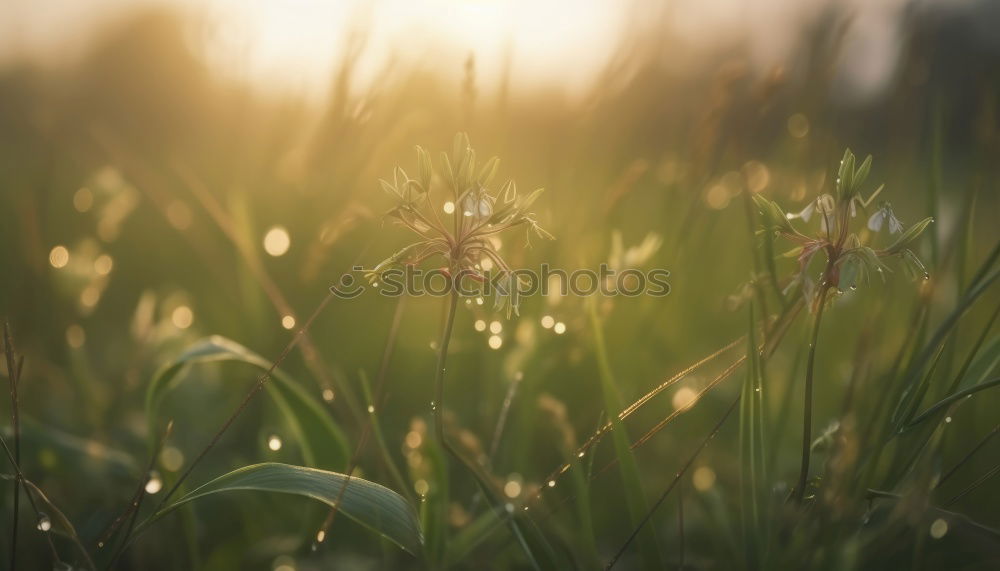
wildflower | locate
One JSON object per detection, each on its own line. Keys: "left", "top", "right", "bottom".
{"left": 753, "top": 148, "right": 932, "bottom": 308}
{"left": 368, "top": 133, "right": 553, "bottom": 316}
{"left": 867, "top": 202, "right": 904, "bottom": 234}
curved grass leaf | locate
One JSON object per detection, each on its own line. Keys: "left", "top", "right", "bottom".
{"left": 145, "top": 336, "right": 349, "bottom": 470}
{"left": 905, "top": 377, "right": 1000, "bottom": 429}
{"left": 139, "top": 463, "right": 423, "bottom": 554}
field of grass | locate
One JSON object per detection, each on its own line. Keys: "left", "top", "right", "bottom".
{"left": 1, "top": 4, "right": 999, "bottom": 570}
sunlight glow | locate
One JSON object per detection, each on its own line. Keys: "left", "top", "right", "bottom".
{"left": 94, "top": 254, "right": 113, "bottom": 275}
{"left": 672, "top": 386, "right": 699, "bottom": 411}
{"left": 188, "top": 0, "right": 624, "bottom": 98}
{"left": 160, "top": 446, "right": 185, "bottom": 471}
{"left": 66, "top": 325, "right": 86, "bottom": 348}
{"left": 49, "top": 245, "right": 69, "bottom": 268}
{"left": 414, "top": 479, "right": 429, "bottom": 496}
{"left": 263, "top": 226, "right": 291, "bottom": 256}
{"left": 693, "top": 466, "right": 716, "bottom": 491}
{"left": 73, "top": 188, "right": 93, "bottom": 212}
{"left": 503, "top": 479, "right": 522, "bottom": 498}
{"left": 171, "top": 305, "right": 194, "bottom": 329}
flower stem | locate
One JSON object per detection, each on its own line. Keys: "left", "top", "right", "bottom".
{"left": 794, "top": 284, "right": 830, "bottom": 503}
{"left": 434, "top": 288, "right": 460, "bottom": 445}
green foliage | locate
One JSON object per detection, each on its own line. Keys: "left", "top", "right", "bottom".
{"left": 1, "top": 10, "right": 998, "bottom": 570}
{"left": 145, "top": 336, "right": 350, "bottom": 471}
{"left": 136, "top": 463, "right": 422, "bottom": 554}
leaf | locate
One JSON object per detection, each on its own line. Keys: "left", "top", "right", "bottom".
{"left": 416, "top": 145, "right": 433, "bottom": 190}
{"left": 905, "top": 377, "right": 1000, "bottom": 429}
{"left": 839, "top": 256, "right": 861, "bottom": 289}
{"left": 11, "top": 418, "right": 138, "bottom": 480}
{"left": 837, "top": 148, "right": 855, "bottom": 198}
{"left": 751, "top": 194, "right": 793, "bottom": 233}
{"left": 143, "top": 463, "right": 423, "bottom": 555}
{"left": 853, "top": 154, "right": 872, "bottom": 191}
{"left": 379, "top": 179, "right": 399, "bottom": 199}
{"left": 885, "top": 217, "right": 934, "bottom": 254}
{"left": 145, "top": 336, "right": 349, "bottom": 471}
{"left": 477, "top": 157, "right": 500, "bottom": 186}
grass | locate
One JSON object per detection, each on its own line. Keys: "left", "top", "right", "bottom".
{"left": 1, "top": 5, "right": 1000, "bottom": 570}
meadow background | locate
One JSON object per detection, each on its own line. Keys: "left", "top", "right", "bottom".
{"left": 1, "top": 0, "right": 999, "bottom": 569}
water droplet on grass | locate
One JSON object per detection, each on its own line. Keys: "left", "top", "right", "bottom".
{"left": 37, "top": 513, "right": 51, "bottom": 532}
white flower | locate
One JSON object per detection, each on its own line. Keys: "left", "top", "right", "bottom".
{"left": 786, "top": 201, "right": 815, "bottom": 223}
{"left": 867, "top": 204, "right": 903, "bottom": 234}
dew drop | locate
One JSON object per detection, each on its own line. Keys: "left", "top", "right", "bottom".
{"left": 547, "top": 480, "right": 556, "bottom": 488}
{"left": 930, "top": 518, "right": 948, "bottom": 539}
{"left": 267, "top": 435, "right": 283, "bottom": 451}
{"left": 145, "top": 471, "right": 163, "bottom": 494}
{"left": 37, "top": 513, "right": 52, "bottom": 532}
{"left": 577, "top": 451, "right": 585, "bottom": 458}
{"left": 367, "top": 405, "right": 375, "bottom": 413}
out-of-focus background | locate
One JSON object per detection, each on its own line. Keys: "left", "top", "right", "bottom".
{"left": 1, "top": 0, "right": 998, "bottom": 569}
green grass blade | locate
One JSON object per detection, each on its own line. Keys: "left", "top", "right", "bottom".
{"left": 136, "top": 462, "right": 423, "bottom": 554}
{"left": 587, "top": 299, "right": 663, "bottom": 570}
{"left": 145, "top": 336, "right": 350, "bottom": 470}
{"left": 739, "top": 306, "right": 767, "bottom": 568}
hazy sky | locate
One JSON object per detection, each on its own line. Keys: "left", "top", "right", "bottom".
{"left": 0, "top": 0, "right": 961, "bottom": 101}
